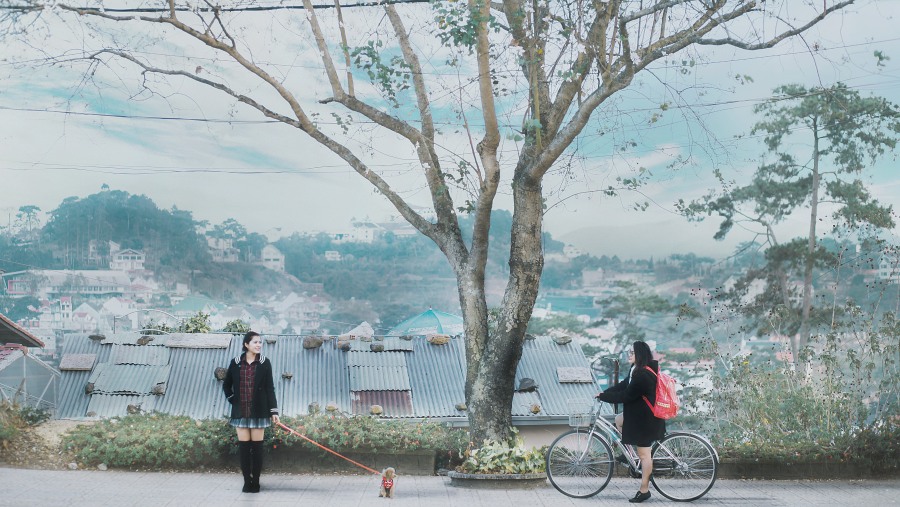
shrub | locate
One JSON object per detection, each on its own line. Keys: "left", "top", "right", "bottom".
{"left": 682, "top": 303, "right": 900, "bottom": 469}
{"left": 269, "top": 414, "right": 468, "bottom": 454}
{"left": 63, "top": 412, "right": 469, "bottom": 470}
{"left": 0, "top": 403, "right": 23, "bottom": 443}
{"left": 0, "top": 402, "right": 50, "bottom": 444}
{"left": 63, "top": 414, "right": 234, "bottom": 469}
{"left": 18, "top": 406, "right": 50, "bottom": 426}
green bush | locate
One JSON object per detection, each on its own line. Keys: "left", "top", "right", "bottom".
{"left": 63, "top": 414, "right": 234, "bottom": 469}
{"left": 63, "top": 412, "right": 469, "bottom": 469}
{"left": 0, "top": 403, "right": 50, "bottom": 444}
{"left": 0, "top": 403, "right": 22, "bottom": 442}
{"left": 18, "top": 406, "right": 50, "bottom": 426}
{"left": 270, "top": 414, "right": 468, "bottom": 454}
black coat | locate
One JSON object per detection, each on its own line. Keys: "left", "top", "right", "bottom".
{"left": 596, "top": 360, "right": 666, "bottom": 447}
{"left": 222, "top": 353, "right": 279, "bottom": 419}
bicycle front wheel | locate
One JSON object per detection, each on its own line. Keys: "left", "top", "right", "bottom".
{"left": 650, "top": 432, "right": 718, "bottom": 502}
{"left": 546, "top": 429, "right": 614, "bottom": 498}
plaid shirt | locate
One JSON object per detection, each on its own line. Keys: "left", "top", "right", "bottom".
{"left": 239, "top": 356, "right": 260, "bottom": 418}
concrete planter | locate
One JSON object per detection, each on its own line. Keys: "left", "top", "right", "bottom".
{"left": 232, "top": 448, "right": 437, "bottom": 476}
{"left": 447, "top": 471, "right": 548, "bottom": 489}
{"left": 717, "top": 459, "right": 872, "bottom": 480}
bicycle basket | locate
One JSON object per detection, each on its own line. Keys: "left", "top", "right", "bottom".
{"left": 567, "top": 399, "right": 594, "bottom": 428}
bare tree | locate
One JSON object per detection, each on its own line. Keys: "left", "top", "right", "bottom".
{"left": 0, "top": 0, "right": 855, "bottom": 442}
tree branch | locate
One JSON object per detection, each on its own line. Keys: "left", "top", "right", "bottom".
{"left": 697, "top": 1, "right": 856, "bottom": 50}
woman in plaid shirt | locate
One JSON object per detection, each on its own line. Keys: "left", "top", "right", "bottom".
{"left": 223, "top": 331, "right": 279, "bottom": 493}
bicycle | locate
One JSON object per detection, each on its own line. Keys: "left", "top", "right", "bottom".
{"left": 546, "top": 399, "right": 718, "bottom": 502}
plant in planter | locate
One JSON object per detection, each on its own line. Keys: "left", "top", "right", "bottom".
{"left": 459, "top": 432, "right": 546, "bottom": 475}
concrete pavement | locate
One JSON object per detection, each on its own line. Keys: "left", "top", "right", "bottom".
{"left": 1, "top": 468, "right": 898, "bottom": 506}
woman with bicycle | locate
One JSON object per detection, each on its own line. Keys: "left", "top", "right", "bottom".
{"left": 596, "top": 340, "right": 665, "bottom": 503}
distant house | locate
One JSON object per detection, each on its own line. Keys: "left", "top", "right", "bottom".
{"left": 878, "top": 254, "right": 899, "bottom": 284}
{"left": 1, "top": 270, "right": 130, "bottom": 299}
{"left": 109, "top": 248, "right": 145, "bottom": 271}
{"left": 71, "top": 303, "right": 101, "bottom": 333}
{"left": 268, "top": 292, "right": 330, "bottom": 332}
{"left": 255, "top": 245, "right": 285, "bottom": 273}
{"left": 377, "top": 221, "right": 417, "bottom": 238}
{"left": 206, "top": 236, "right": 240, "bottom": 263}
{"left": 54, "top": 333, "right": 599, "bottom": 447}
{"left": 331, "top": 221, "right": 383, "bottom": 244}
{"left": 563, "top": 244, "right": 582, "bottom": 258}
{"left": 324, "top": 250, "right": 342, "bottom": 262}
{"left": 170, "top": 295, "right": 224, "bottom": 319}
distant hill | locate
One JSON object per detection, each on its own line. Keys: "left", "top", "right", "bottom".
{"left": 561, "top": 219, "right": 740, "bottom": 259}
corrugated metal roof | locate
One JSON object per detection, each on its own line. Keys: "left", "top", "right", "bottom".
{"left": 89, "top": 363, "right": 170, "bottom": 395}
{"left": 351, "top": 391, "right": 413, "bottom": 416}
{"left": 153, "top": 344, "right": 234, "bottom": 419}
{"left": 59, "top": 354, "right": 96, "bottom": 371}
{"left": 56, "top": 370, "right": 92, "bottom": 419}
{"left": 56, "top": 335, "right": 111, "bottom": 418}
{"left": 349, "top": 366, "right": 411, "bottom": 391}
{"left": 86, "top": 394, "right": 158, "bottom": 418}
{"left": 61, "top": 334, "right": 114, "bottom": 361}
{"left": 511, "top": 391, "right": 543, "bottom": 416}
{"left": 514, "top": 339, "right": 598, "bottom": 418}
{"left": 406, "top": 336, "right": 467, "bottom": 418}
{"left": 54, "top": 332, "right": 597, "bottom": 423}
{"left": 101, "top": 333, "right": 171, "bottom": 346}
{"left": 166, "top": 333, "right": 231, "bottom": 348}
{"left": 347, "top": 351, "right": 407, "bottom": 367}
{"left": 347, "top": 337, "right": 414, "bottom": 352}
{"left": 110, "top": 345, "right": 170, "bottom": 366}
{"left": 273, "top": 336, "right": 351, "bottom": 416}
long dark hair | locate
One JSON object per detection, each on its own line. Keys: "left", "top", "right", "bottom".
{"left": 242, "top": 331, "right": 261, "bottom": 352}
{"left": 633, "top": 340, "right": 652, "bottom": 370}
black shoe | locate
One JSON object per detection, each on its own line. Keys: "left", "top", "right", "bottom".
{"left": 242, "top": 480, "right": 252, "bottom": 493}
{"left": 250, "top": 479, "right": 260, "bottom": 493}
{"left": 629, "top": 490, "right": 651, "bottom": 503}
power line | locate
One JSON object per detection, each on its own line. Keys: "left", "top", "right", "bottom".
{"left": 0, "top": 0, "right": 431, "bottom": 13}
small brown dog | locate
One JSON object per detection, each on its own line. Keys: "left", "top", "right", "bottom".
{"left": 378, "top": 467, "right": 396, "bottom": 498}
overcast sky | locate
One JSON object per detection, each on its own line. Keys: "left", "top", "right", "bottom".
{"left": 1, "top": 0, "right": 898, "bottom": 260}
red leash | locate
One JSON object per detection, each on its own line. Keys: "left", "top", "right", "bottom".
{"left": 276, "top": 421, "right": 381, "bottom": 475}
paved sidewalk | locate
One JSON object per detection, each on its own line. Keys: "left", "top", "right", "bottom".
{"left": 1, "top": 468, "right": 899, "bottom": 506}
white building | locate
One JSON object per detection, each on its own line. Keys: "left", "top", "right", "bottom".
{"left": 109, "top": 248, "right": 146, "bottom": 271}
{"left": 255, "top": 245, "right": 285, "bottom": 272}
{"left": 878, "top": 254, "right": 900, "bottom": 284}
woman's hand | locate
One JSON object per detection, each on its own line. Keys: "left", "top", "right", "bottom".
{"left": 272, "top": 414, "right": 280, "bottom": 425}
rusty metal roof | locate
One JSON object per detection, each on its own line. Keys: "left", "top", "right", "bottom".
{"left": 0, "top": 312, "right": 45, "bottom": 347}
{"left": 351, "top": 390, "right": 413, "bottom": 416}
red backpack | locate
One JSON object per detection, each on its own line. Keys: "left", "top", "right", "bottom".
{"left": 642, "top": 366, "right": 679, "bottom": 420}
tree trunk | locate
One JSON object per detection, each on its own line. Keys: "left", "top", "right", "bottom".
{"left": 797, "top": 125, "right": 820, "bottom": 364}
{"left": 465, "top": 171, "right": 545, "bottom": 445}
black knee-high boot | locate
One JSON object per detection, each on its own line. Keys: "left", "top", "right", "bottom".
{"left": 239, "top": 441, "right": 253, "bottom": 492}
{"left": 250, "top": 440, "right": 264, "bottom": 492}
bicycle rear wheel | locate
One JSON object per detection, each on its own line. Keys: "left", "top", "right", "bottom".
{"left": 546, "top": 429, "right": 614, "bottom": 498}
{"left": 650, "top": 432, "right": 718, "bottom": 502}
